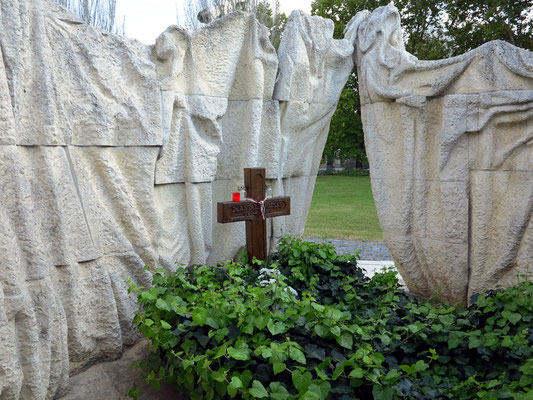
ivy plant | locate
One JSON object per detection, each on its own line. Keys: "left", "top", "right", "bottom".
{"left": 129, "top": 236, "right": 533, "bottom": 399}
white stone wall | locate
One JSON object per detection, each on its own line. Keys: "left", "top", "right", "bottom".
{"left": 0, "top": 1, "right": 354, "bottom": 398}
{"left": 350, "top": 4, "right": 533, "bottom": 305}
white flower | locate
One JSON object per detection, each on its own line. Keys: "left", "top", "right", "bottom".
{"left": 259, "top": 268, "right": 280, "bottom": 277}
{"left": 259, "top": 278, "right": 277, "bottom": 286}
{"left": 285, "top": 286, "right": 298, "bottom": 296}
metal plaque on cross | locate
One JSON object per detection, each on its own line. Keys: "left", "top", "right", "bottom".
{"left": 217, "top": 168, "right": 291, "bottom": 261}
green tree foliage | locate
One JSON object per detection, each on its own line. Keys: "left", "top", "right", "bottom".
{"left": 445, "top": 0, "right": 533, "bottom": 55}
{"left": 322, "top": 74, "right": 364, "bottom": 163}
{"left": 312, "top": 0, "right": 533, "bottom": 165}
{"left": 255, "top": 2, "right": 287, "bottom": 49}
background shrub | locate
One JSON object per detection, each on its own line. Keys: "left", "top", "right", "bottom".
{"left": 317, "top": 169, "right": 370, "bottom": 177}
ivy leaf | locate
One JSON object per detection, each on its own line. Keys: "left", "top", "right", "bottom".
{"left": 301, "top": 391, "right": 320, "bottom": 400}
{"left": 229, "top": 376, "right": 242, "bottom": 388}
{"left": 228, "top": 324, "right": 240, "bottom": 340}
{"left": 269, "top": 382, "right": 289, "bottom": 400}
{"left": 182, "top": 359, "right": 194, "bottom": 370}
{"left": 192, "top": 308, "right": 207, "bottom": 327}
{"left": 305, "top": 344, "right": 326, "bottom": 360}
{"left": 289, "top": 347, "right": 306, "bottom": 364}
{"left": 379, "top": 334, "right": 392, "bottom": 345}
{"left": 484, "top": 333, "right": 499, "bottom": 347}
{"left": 372, "top": 385, "right": 393, "bottom": 400}
{"left": 273, "top": 361, "right": 286, "bottom": 375}
{"left": 141, "top": 291, "right": 155, "bottom": 301}
{"left": 329, "top": 383, "right": 353, "bottom": 395}
{"left": 331, "top": 326, "right": 341, "bottom": 337}
{"left": 196, "top": 333, "right": 209, "bottom": 347}
{"left": 314, "top": 323, "right": 329, "bottom": 338}
{"left": 214, "top": 345, "right": 227, "bottom": 359}
{"left": 336, "top": 332, "right": 353, "bottom": 349}
{"left": 438, "top": 315, "right": 454, "bottom": 326}
{"left": 502, "top": 310, "right": 521, "bottom": 324}
{"left": 315, "top": 366, "right": 329, "bottom": 380}
{"left": 146, "top": 370, "right": 155, "bottom": 383}
{"left": 383, "top": 369, "right": 402, "bottom": 383}
{"left": 519, "top": 374, "right": 533, "bottom": 389}
{"left": 160, "top": 320, "right": 171, "bottom": 330}
{"left": 254, "top": 314, "right": 270, "bottom": 330}
{"left": 400, "top": 365, "right": 414, "bottom": 374}
{"left": 332, "top": 364, "right": 345, "bottom": 380}
{"left": 228, "top": 376, "right": 242, "bottom": 398}
{"left": 330, "top": 309, "right": 344, "bottom": 321}
{"left": 501, "top": 336, "right": 514, "bottom": 348}
{"left": 227, "top": 347, "right": 251, "bottom": 360}
{"left": 396, "top": 379, "right": 413, "bottom": 395}
{"left": 468, "top": 334, "right": 482, "bottom": 349}
{"left": 267, "top": 320, "right": 287, "bottom": 335}
{"left": 309, "top": 381, "right": 331, "bottom": 400}
{"left": 349, "top": 367, "right": 364, "bottom": 379}
{"left": 211, "top": 369, "right": 226, "bottom": 382}
{"left": 414, "top": 360, "right": 428, "bottom": 372}
{"left": 519, "top": 359, "right": 533, "bottom": 374}
{"left": 292, "top": 370, "right": 313, "bottom": 393}
{"left": 261, "top": 347, "right": 273, "bottom": 359}
{"left": 249, "top": 380, "right": 268, "bottom": 398}
{"left": 448, "top": 332, "right": 463, "bottom": 349}
{"left": 156, "top": 298, "right": 170, "bottom": 312}
{"left": 206, "top": 316, "right": 220, "bottom": 329}
{"left": 240, "top": 370, "right": 253, "bottom": 388}
{"left": 242, "top": 323, "right": 254, "bottom": 335}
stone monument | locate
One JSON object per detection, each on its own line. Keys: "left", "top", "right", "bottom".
{"left": 350, "top": 4, "right": 533, "bottom": 305}
{"left": 0, "top": 0, "right": 354, "bottom": 398}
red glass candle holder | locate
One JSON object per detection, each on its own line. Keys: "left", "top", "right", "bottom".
{"left": 232, "top": 192, "right": 240, "bottom": 202}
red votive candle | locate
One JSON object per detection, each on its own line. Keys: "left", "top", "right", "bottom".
{"left": 232, "top": 192, "right": 240, "bottom": 202}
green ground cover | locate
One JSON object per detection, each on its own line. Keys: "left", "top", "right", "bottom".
{"left": 304, "top": 176, "right": 382, "bottom": 241}
{"left": 130, "top": 237, "right": 533, "bottom": 400}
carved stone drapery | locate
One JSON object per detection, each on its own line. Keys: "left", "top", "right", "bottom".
{"left": 0, "top": 1, "right": 354, "bottom": 398}
{"left": 350, "top": 4, "right": 533, "bottom": 304}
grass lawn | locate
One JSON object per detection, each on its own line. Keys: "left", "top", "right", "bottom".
{"left": 304, "top": 175, "right": 382, "bottom": 241}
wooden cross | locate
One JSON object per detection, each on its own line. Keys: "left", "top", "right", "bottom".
{"left": 217, "top": 168, "right": 291, "bottom": 261}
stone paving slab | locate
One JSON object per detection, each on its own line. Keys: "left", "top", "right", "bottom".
{"left": 303, "top": 238, "right": 405, "bottom": 285}
{"left": 358, "top": 260, "right": 405, "bottom": 286}
{"left": 303, "top": 237, "right": 392, "bottom": 261}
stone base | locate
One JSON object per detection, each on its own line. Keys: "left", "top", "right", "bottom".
{"left": 58, "top": 340, "right": 184, "bottom": 400}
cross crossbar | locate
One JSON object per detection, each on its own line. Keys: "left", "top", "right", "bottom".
{"left": 216, "top": 168, "right": 291, "bottom": 261}
{"left": 217, "top": 197, "right": 290, "bottom": 223}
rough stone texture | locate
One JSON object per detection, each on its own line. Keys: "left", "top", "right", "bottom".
{"left": 59, "top": 340, "right": 184, "bottom": 400}
{"left": 0, "top": 1, "right": 353, "bottom": 398}
{"left": 275, "top": 12, "right": 355, "bottom": 178}
{"left": 350, "top": 4, "right": 533, "bottom": 304}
